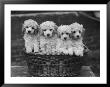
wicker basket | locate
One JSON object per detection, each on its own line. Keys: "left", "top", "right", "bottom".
{"left": 24, "top": 52, "right": 88, "bottom": 77}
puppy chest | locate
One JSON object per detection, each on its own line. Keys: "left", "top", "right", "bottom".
{"left": 45, "top": 40, "right": 56, "bottom": 49}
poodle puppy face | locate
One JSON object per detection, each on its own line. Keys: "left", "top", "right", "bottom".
{"left": 22, "top": 19, "right": 39, "bottom": 35}
{"left": 58, "top": 25, "right": 71, "bottom": 41}
{"left": 40, "top": 21, "right": 57, "bottom": 38}
{"left": 70, "top": 22, "right": 85, "bottom": 40}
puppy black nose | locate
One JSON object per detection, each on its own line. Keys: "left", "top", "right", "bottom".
{"left": 28, "top": 31, "right": 31, "bottom": 33}
{"left": 77, "top": 35, "right": 79, "bottom": 38}
{"left": 47, "top": 34, "right": 50, "bottom": 37}
{"left": 64, "top": 37, "right": 67, "bottom": 40}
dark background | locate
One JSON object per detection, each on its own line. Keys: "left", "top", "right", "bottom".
{"left": 11, "top": 11, "right": 100, "bottom": 77}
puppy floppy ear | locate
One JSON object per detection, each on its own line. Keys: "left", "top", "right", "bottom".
{"left": 53, "top": 25, "right": 58, "bottom": 35}
{"left": 34, "top": 25, "right": 40, "bottom": 35}
{"left": 82, "top": 28, "right": 85, "bottom": 37}
{"left": 22, "top": 24, "right": 25, "bottom": 34}
{"left": 39, "top": 26, "right": 44, "bottom": 36}
{"left": 80, "top": 24, "right": 85, "bottom": 36}
{"left": 57, "top": 31, "right": 61, "bottom": 38}
{"left": 69, "top": 32, "right": 73, "bottom": 39}
{"left": 52, "top": 24, "right": 58, "bottom": 36}
{"left": 83, "top": 27, "right": 85, "bottom": 32}
{"left": 54, "top": 24, "right": 58, "bottom": 30}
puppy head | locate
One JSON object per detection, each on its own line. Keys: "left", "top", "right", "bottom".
{"left": 40, "top": 21, "right": 58, "bottom": 38}
{"left": 70, "top": 22, "right": 85, "bottom": 40}
{"left": 57, "top": 25, "right": 71, "bottom": 41}
{"left": 22, "top": 19, "right": 39, "bottom": 35}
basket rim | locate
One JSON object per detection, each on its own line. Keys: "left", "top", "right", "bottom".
{"left": 24, "top": 53, "right": 87, "bottom": 63}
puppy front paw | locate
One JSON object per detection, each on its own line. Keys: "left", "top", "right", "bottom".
{"left": 40, "top": 51, "right": 46, "bottom": 55}
{"left": 79, "top": 53, "right": 83, "bottom": 57}
{"left": 63, "top": 51, "right": 69, "bottom": 55}
{"left": 68, "top": 50, "right": 74, "bottom": 55}
{"left": 34, "top": 49, "right": 39, "bottom": 53}
{"left": 74, "top": 51, "right": 84, "bottom": 57}
{"left": 26, "top": 48, "right": 32, "bottom": 53}
{"left": 69, "top": 52, "right": 73, "bottom": 55}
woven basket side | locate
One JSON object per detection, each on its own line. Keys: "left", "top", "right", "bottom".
{"left": 24, "top": 53, "right": 83, "bottom": 77}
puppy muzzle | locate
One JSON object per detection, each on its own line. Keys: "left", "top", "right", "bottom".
{"left": 28, "top": 31, "right": 31, "bottom": 34}
{"left": 64, "top": 37, "right": 67, "bottom": 40}
{"left": 47, "top": 34, "right": 50, "bottom": 37}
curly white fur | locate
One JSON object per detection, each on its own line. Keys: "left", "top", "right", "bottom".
{"left": 56, "top": 25, "right": 74, "bottom": 55}
{"left": 39, "top": 21, "right": 58, "bottom": 55}
{"left": 70, "top": 22, "right": 85, "bottom": 56}
{"left": 23, "top": 19, "right": 40, "bottom": 53}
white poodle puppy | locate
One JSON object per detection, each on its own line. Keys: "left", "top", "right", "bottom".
{"left": 22, "top": 19, "right": 40, "bottom": 53}
{"left": 39, "top": 21, "right": 58, "bottom": 55}
{"left": 56, "top": 25, "right": 74, "bottom": 55}
{"left": 70, "top": 22, "right": 85, "bottom": 56}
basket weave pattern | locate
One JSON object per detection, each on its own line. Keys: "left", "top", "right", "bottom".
{"left": 24, "top": 53, "right": 84, "bottom": 77}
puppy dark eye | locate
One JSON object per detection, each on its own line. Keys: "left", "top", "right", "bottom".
{"left": 79, "top": 31, "right": 81, "bottom": 33}
{"left": 50, "top": 29, "right": 53, "bottom": 31}
{"left": 73, "top": 31, "right": 76, "bottom": 33}
{"left": 62, "top": 33, "right": 64, "bottom": 35}
{"left": 26, "top": 26, "right": 29, "bottom": 28}
{"left": 66, "top": 33, "right": 69, "bottom": 35}
{"left": 32, "top": 27, "right": 34, "bottom": 29}
{"left": 43, "top": 29, "right": 46, "bottom": 31}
